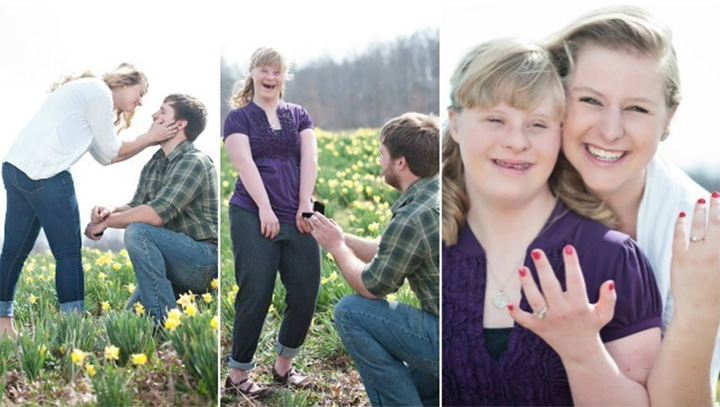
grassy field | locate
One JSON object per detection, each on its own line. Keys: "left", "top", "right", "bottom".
{"left": 0, "top": 249, "right": 219, "bottom": 406}
{"left": 220, "top": 128, "right": 419, "bottom": 407}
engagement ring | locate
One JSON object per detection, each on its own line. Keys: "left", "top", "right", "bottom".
{"left": 534, "top": 305, "right": 548, "bottom": 319}
{"left": 689, "top": 235, "right": 705, "bottom": 243}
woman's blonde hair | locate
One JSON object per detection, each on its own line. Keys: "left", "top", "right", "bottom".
{"left": 541, "top": 6, "right": 680, "bottom": 226}
{"left": 229, "top": 47, "right": 291, "bottom": 108}
{"left": 50, "top": 63, "right": 148, "bottom": 130}
{"left": 443, "top": 38, "right": 566, "bottom": 245}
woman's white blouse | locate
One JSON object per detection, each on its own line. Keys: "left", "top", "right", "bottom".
{"left": 4, "top": 77, "right": 121, "bottom": 180}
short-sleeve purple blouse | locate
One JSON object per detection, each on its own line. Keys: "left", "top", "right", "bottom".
{"left": 223, "top": 100, "right": 314, "bottom": 224}
{"left": 442, "top": 202, "right": 662, "bottom": 406}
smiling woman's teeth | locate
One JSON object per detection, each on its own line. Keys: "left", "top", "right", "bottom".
{"left": 494, "top": 160, "right": 530, "bottom": 170}
{"left": 587, "top": 145, "right": 624, "bottom": 161}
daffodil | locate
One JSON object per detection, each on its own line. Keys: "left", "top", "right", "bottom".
{"left": 131, "top": 353, "right": 148, "bottom": 366}
{"left": 133, "top": 302, "right": 145, "bottom": 315}
{"left": 210, "top": 278, "right": 219, "bottom": 289}
{"left": 98, "top": 272, "right": 107, "bottom": 281}
{"left": 210, "top": 316, "right": 219, "bottom": 329}
{"left": 101, "top": 301, "right": 110, "bottom": 311}
{"left": 125, "top": 283, "right": 136, "bottom": 293}
{"left": 104, "top": 345, "right": 120, "bottom": 361}
{"left": 176, "top": 292, "right": 196, "bottom": 309}
{"left": 167, "top": 308, "right": 183, "bottom": 320}
{"left": 164, "top": 317, "right": 181, "bottom": 331}
{"left": 112, "top": 263, "right": 121, "bottom": 271}
{"left": 71, "top": 349, "right": 87, "bottom": 366}
{"left": 28, "top": 294, "right": 39, "bottom": 304}
{"left": 387, "top": 294, "right": 397, "bottom": 302}
{"left": 184, "top": 303, "right": 197, "bottom": 317}
{"left": 85, "top": 363, "right": 97, "bottom": 377}
{"left": 202, "top": 293, "right": 212, "bottom": 303}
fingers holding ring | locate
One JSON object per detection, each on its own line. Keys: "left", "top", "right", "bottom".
{"left": 534, "top": 305, "right": 548, "bottom": 319}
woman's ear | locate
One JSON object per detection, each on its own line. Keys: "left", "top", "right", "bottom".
{"left": 448, "top": 109, "right": 460, "bottom": 142}
{"left": 661, "top": 104, "right": 678, "bottom": 141}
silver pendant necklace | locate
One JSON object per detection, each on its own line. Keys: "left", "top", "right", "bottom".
{"left": 487, "top": 262, "right": 523, "bottom": 309}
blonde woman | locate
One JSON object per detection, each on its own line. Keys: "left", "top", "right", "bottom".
{"left": 0, "top": 63, "right": 178, "bottom": 337}
{"left": 546, "top": 6, "right": 720, "bottom": 405}
{"left": 442, "top": 38, "right": 665, "bottom": 405}
{"left": 223, "top": 47, "right": 319, "bottom": 397}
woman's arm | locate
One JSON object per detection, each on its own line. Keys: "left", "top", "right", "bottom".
{"left": 647, "top": 195, "right": 720, "bottom": 406}
{"left": 510, "top": 247, "right": 660, "bottom": 406}
{"left": 225, "top": 133, "right": 280, "bottom": 240}
{"left": 296, "top": 128, "right": 318, "bottom": 234}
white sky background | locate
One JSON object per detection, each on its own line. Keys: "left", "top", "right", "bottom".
{"left": 219, "top": 1, "right": 440, "bottom": 81}
{"left": 441, "top": 1, "right": 720, "bottom": 179}
{"left": 0, "top": 3, "right": 220, "bottom": 245}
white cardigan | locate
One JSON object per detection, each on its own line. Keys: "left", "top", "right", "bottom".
{"left": 637, "top": 152, "right": 720, "bottom": 396}
{"left": 4, "top": 77, "right": 121, "bottom": 180}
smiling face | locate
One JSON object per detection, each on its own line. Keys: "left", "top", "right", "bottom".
{"left": 111, "top": 83, "right": 145, "bottom": 113}
{"left": 562, "top": 45, "right": 675, "bottom": 199}
{"left": 251, "top": 63, "right": 285, "bottom": 102}
{"left": 151, "top": 101, "right": 176, "bottom": 125}
{"left": 449, "top": 99, "right": 562, "bottom": 205}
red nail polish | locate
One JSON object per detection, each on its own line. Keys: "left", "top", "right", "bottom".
{"left": 507, "top": 304, "right": 515, "bottom": 311}
{"left": 713, "top": 191, "right": 720, "bottom": 198}
{"left": 564, "top": 245, "right": 573, "bottom": 255}
{"left": 609, "top": 282, "right": 615, "bottom": 291}
{"left": 698, "top": 198, "right": 706, "bottom": 204}
{"left": 679, "top": 211, "right": 686, "bottom": 218}
{"left": 518, "top": 268, "right": 527, "bottom": 277}
{"left": 531, "top": 250, "right": 541, "bottom": 260}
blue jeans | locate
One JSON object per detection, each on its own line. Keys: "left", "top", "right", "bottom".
{"left": 0, "top": 162, "right": 84, "bottom": 317}
{"left": 123, "top": 223, "right": 217, "bottom": 323}
{"left": 334, "top": 295, "right": 439, "bottom": 407}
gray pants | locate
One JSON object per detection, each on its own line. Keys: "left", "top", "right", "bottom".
{"left": 228, "top": 205, "right": 321, "bottom": 370}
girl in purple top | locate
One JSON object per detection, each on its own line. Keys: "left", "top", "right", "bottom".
{"left": 223, "top": 47, "right": 319, "bottom": 397}
{"left": 442, "top": 38, "right": 663, "bottom": 405}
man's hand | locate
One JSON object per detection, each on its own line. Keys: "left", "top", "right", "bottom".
{"left": 309, "top": 213, "right": 345, "bottom": 254}
{"left": 91, "top": 206, "right": 114, "bottom": 224}
{"left": 84, "top": 222, "right": 107, "bottom": 241}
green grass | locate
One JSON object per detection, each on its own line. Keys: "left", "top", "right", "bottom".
{"left": 2, "top": 249, "right": 219, "bottom": 406}
{"left": 220, "top": 128, "right": 418, "bottom": 406}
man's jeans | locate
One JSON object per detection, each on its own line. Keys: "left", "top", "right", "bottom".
{"left": 334, "top": 294, "right": 439, "bottom": 407}
{"left": 0, "top": 162, "right": 83, "bottom": 316}
{"left": 124, "top": 223, "right": 217, "bottom": 323}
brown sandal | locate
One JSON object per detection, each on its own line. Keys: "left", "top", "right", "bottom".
{"left": 224, "top": 376, "right": 272, "bottom": 398}
{"left": 272, "top": 366, "right": 313, "bottom": 389}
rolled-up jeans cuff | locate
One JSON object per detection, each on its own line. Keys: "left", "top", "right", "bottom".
{"left": 227, "top": 356, "right": 254, "bottom": 371}
{"left": 0, "top": 301, "right": 13, "bottom": 317}
{"left": 59, "top": 299, "right": 84, "bottom": 314}
{"left": 276, "top": 340, "right": 300, "bottom": 358}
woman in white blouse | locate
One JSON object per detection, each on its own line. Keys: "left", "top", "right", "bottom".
{"left": 0, "top": 63, "right": 177, "bottom": 337}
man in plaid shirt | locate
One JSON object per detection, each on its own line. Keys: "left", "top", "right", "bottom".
{"left": 85, "top": 94, "right": 217, "bottom": 323}
{"left": 310, "top": 112, "right": 439, "bottom": 406}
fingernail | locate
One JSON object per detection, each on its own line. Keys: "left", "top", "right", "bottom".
{"left": 609, "top": 282, "right": 615, "bottom": 291}
{"left": 698, "top": 198, "right": 707, "bottom": 204}
{"left": 564, "top": 245, "right": 573, "bottom": 255}
{"left": 713, "top": 191, "right": 720, "bottom": 198}
{"left": 507, "top": 304, "right": 514, "bottom": 311}
{"left": 679, "top": 211, "right": 686, "bottom": 218}
{"left": 518, "top": 268, "right": 527, "bottom": 277}
{"left": 531, "top": 250, "right": 541, "bottom": 260}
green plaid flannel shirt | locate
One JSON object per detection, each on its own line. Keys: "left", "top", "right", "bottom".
{"left": 128, "top": 141, "right": 218, "bottom": 243}
{"left": 361, "top": 176, "right": 439, "bottom": 316}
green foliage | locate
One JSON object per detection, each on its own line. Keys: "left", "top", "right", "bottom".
{"left": 166, "top": 310, "right": 219, "bottom": 400}
{"left": 102, "top": 310, "right": 155, "bottom": 366}
{"left": 91, "top": 365, "right": 133, "bottom": 407}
